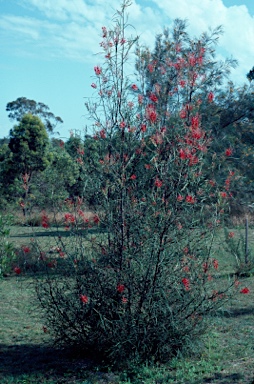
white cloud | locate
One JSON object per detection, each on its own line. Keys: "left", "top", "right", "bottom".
{"left": 0, "top": 0, "right": 253, "bottom": 82}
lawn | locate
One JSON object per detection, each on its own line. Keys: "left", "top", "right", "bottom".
{"left": 0, "top": 225, "right": 254, "bottom": 383}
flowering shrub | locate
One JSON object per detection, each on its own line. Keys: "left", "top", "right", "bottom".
{"left": 36, "top": 1, "right": 240, "bottom": 367}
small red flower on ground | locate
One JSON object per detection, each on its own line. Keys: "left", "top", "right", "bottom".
{"left": 228, "top": 231, "right": 235, "bottom": 238}
{"left": 117, "top": 284, "right": 125, "bottom": 293}
{"left": 225, "top": 148, "right": 233, "bottom": 157}
{"left": 130, "top": 174, "right": 137, "bottom": 180}
{"left": 122, "top": 297, "right": 128, "bottom": 303}
{"left": 22, "top": 246, "right": 30, "bottom": 253}
{"left": 14, "top": 267, "right": 21, "bottom": 275}
{"left": 80, "top": 294, "right": 89, "bottom": 303}
{"left": 240, "top": 287, "right": 250, "bottom": 294}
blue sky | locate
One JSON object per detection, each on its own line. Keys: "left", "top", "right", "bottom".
{"left": 0, "top": 0, "right": 253, "bottom": 140}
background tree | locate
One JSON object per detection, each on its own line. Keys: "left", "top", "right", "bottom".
{"left": 6, "top": 97, "right": 63, "bottom": 133}
{"left": 8, "top": 113, "right": 51, "bottom": 214}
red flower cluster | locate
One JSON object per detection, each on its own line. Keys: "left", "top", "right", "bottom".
{"left": 94, "top": 66, "right": 102, "bottom": 75}
{"left": 14, "top": 266, "right": 21, "bottom": 275}
{"left": 41, "top": 212, "right": 50, "bottom": 228}
{"left": 240, "top": 287, "right": 250, "bottom": 294}
{"left": 80, "top": 294, "right": 89, "bottom": 303}
{"left": 182, "top": 278, "right": 190, "bottom": 291}
{"left": 117, "top": 284, "right": 125, "bottom": 293}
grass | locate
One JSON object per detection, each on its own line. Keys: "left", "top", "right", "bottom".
{"left": 1, "top": 225, "right": 254, "bottom": 383}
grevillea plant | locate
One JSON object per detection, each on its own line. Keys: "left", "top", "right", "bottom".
{"left": 36, "top": 0, "right": 241, "bottom": 367}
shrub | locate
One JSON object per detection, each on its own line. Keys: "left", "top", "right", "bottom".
{"left": 35, "top": 1, "right": 239, "bottom": 368}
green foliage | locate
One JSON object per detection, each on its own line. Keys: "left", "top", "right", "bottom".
{"left": 9, "top": 113, "right": 51, "bottom": 176}
{"left": 0, "top": 214, "right": 15, "bottom": 276}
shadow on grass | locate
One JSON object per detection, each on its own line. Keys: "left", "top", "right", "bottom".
{"left": 203, "top": 372, "right": 245, "bottom": 383}
{"left": 0, "top": 343, "right": 93, "bottom": 379}
{"left": 10, "top": 227, "right": 102, "bottom": 239}
{"left": 215, "top": 306, "right": 254, "bottom": 317}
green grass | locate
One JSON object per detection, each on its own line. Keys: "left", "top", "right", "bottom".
{"left": 1, "top": 225, "right": 254, "bottom": 383}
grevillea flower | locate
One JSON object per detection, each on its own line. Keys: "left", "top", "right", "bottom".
{"left": 94, "top": 66, "right": 102, "bottom": 75}
{"left": 208, "top": 92, "right": 214, "bottom": 102}
{"left": 228, "top": 231, "right": 235, "bottom": 238}
{"left": 131, "top": 84, "right": 138, "bottom": 91}
{"left": 122, "top": 297, "right": 128, "bottom": 303}
{"left": 14, "top": 266, "right": 21, "bottom": 275}
{"left": 240, "top": 287, "right": 250, "bottom": 294}
{"left": 179, "top": 148, "right": 187, "bottom": 160}
{"left": 80, "top": 294, "right": 89, "bottom": 303}
{"left": 182, "top": 278, "right": 190, "bottom": 291}
{"left": 117, "top": 284, "right": 125, "bottom": 293}
{"left": 93, "top": 215, "right": 100, "bottom": 224}
{"left": 179, "top": 109, "right": 187, "bottom": 119}
{"left": 213, "top": 259, "right": 219, "bottom": 270}
{"left": 141, "top": 124, "right": 147, "bottom": 132}
{"left": 138, "top": 94, "right": 143, "bottom": 104}
{"left": 177, "top": 195, "right": 184, "bottom": 202}
{"left": 186, "top": 195, "right": 196, "bottom": 204}
{"left": 41, "top": 212, "right": 50, "bottom": 228}
{"left": 220, "top": 192, "right": 227, "bottom": 198}
{"left": 22, "top": 246, "right": 30, "bottom": 253}
{"left": 146, "top": 104, "right": 157, "bottom": 123}
{"left": 154, "top": 178, "right": 163, "bottom": 188}
{"left": 225, "top": 148, "right": 233, "bottom": 157}
{"left": 99, "top": 129, "right": 106, "bottom": 139}
{"left": 130, "top": 174, "right": 137, "bottom": 180}
{"left": 149, "top": 93, "right": 158, "bottom": 103}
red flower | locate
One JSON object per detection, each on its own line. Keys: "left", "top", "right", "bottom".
{"left": 182, "top": 278, "right": 190, "bottom": 291}
{"left": 179, "top": 109, "right": 187, "bottom": 119}
{"left": 122, "top": 297, "right": 128, "bottom": 303}
{"left": 208, "top": 92, "right": 214, "bottom": 102}
{"left": 130, "top": 174, "right": 137, "bottom": 180}
{"left": 94, "top": 66, "right": 102, "bottom": 75}
{"left": 203, "top": 262, "right": 209, "bottom": 273}
{"left": 93, "top": 214, "right": 100, "bottom": 224}
{"left": 22, "top": 246, "right": 30, "bottom": 253}
{"left": 213, "top": 259, "right": 219, "bottom": 270}
{"left": 141, "top": 124, "right": 147, "bottom": 132}
{"left": 149, "top": 93, "right": 158, "bottom": 103}
{"left": 179, "top": 148, "right": 187, "bottom": 160}
{"left": 228, "top": 231, "right": 235, "bottom": 238}
{"left": 42, "top": 212, "right": 50, "bottom": 228}
{"left": 131, "top": 84, "right": 138, "bottom": 91}
{"left": 220, "top": 192, "right": 227, "bottom": 198}
{"left": 99, "top": 129, "right": 106, "bottom": 139}
{"left": 117, "top": 284, "right": 125, "bottom": 293}
{"left": 240, "top": 287, "right": 250, "bottom": 294}
{"left": 91, "top": 83, "right": 97, "bottom": 88}
{"left": 14, "top": 266, "right": 21, "bottom": 275}
{"left": 186, "top": 195, "right": 196, "bottom": 204}
{"left": 154, "top": 178, "right": 163, "bottom": 188}
{"left": 146, "top": 104, "right": 157, "bottom": 123}
{"left": 177, "top": 195, "right": 184, "bottom": 202}
{"left": 225, "top": 148, "right": 233, "bottom": 157}
{"left": 80, "top": 294, "right": 89, "bottom": 303}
